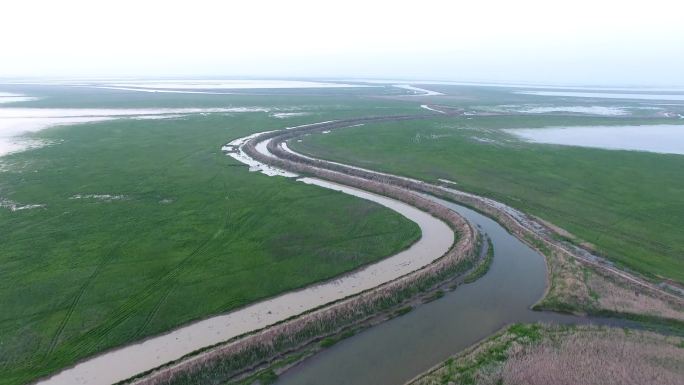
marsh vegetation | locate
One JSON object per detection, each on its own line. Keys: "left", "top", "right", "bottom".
{"left": 0, "top": 87, "right": 423, "bottom": 385}
{"left": 293, "top": 115, "right": 684, "bottom": 283}
{"left": 408, "top": 324, "right": 684, "bottom": 385}
{"left": 2, "top": 82, "right": 683, "bottom": 385}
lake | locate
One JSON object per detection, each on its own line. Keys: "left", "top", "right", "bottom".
{"left": 506, "top": 125, "right": 684, "bottom": 155}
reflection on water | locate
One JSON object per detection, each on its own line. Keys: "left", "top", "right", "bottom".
{"left": 276, "top": 198, "right": 631, "bottom": 385}
{"left": 507, "top": 125, "right": 684, "bottom": 155}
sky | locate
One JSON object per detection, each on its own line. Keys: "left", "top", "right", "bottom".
{"left": 2, "top": 0, "right": 683, "bottom": 86}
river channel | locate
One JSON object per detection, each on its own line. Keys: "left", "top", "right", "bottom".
{"left": 276, "top": 196, "right": 632, "bottom": 385}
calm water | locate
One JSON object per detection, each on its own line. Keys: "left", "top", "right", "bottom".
{"left": 516, "top": 90, "right": 684, "bottom": 101}
{"left": 276, "top": 197, "right": 630, "bottom": 385}
{"left": 507, "top": 125, "right": 684, "bottom": 155}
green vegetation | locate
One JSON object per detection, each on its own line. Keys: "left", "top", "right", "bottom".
{"left": 146, "top": 249, "right": 474, "bottom": 385}
{"left": 229, "top": 349, "right": 310, "bottom": 385}
{"left": 320, "top": 329, "right": 356, "bottom": 348}
{"left": 394, "top": 305, "right": 414, "bottom": 316}
{"left": 464, "top": 238, "right": 494, "bottom": 284}
{"left": 5, "top": 83, "right": 683, "bottom": 385}
{"left": 2, "top": 84, "right": 423, "bottom": 116}
{"left": 0, "top": 112, "right": 420, "bottom": 384}
{"left": 423, "top": 289, "right": 445, "bottom": 303}
{"left": 414, "top": 324, "right": 543, "bottom": 385}
{"left": 254, "top": 369, "right": 278, "bottom": 385}
{"left": 293, "top": 115, "right": 684, "bottom": 283}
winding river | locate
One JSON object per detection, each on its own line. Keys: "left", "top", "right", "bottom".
{"left": 275, "top": 196, "right": 633, "bottom": 385}
{"left": 38, "top": 116, "right": 635, "bottom": 385}
{"left": 36, "top": 136, "right": 454, "bottom": 385}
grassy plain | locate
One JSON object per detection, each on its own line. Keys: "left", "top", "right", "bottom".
{"left": 293, "top": 114, "right": 684, "bottom": 283}
{"left": 0, "top": 88, "right": 422, "bottom": 384}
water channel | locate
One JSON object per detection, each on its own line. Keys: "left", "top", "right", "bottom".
{"left": 276, "top": 196, "right": 633, "bottom": 385}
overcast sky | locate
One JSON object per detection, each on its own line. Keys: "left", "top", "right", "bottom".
{"left": 2, "top": 0, "right": 683, "bottom": 86}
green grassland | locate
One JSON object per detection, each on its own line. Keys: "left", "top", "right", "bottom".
{"left": 0, "top": 105, "right": 420, "bottom": 384}
{"left": 4, "top": 83, "right": 682, "bottom": 384}
{"left": 0, "top": 83, "right": 415, "bottom": 110}
{"left": 293, "top": 115, "right": 684, "bottom": 283}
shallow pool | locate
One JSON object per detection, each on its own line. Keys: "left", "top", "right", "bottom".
{"left": 506, "top": 124, "right": 684, "bottom": 155}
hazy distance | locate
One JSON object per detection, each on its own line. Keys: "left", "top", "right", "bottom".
{"left": 2, "top": 0, "right": 683, "bottom": 87}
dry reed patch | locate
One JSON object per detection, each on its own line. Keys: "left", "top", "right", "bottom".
{"left": 542, "top": 247, "right": 594, "bottom": 310}
{"left": 503, "top": 327, "right": 684, "bottom": 385}
{"left": 540, "top": 250, "right": 684, "bottom": 321}
{"left": 587, "top": 271, "right": 684, "bottom": 321}
{"left": 407, "top": 324, "right": 684, "bottom": 385}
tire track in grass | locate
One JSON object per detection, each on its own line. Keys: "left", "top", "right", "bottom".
{"left": 133, "top": 205, "right": 232, "bottom": 339}
{"left": 65, "top": 193, "right": 227, "bottom": 356}
{"left": 134, "top": 164, "right": 238, "bottom": 339}
{"left": 63, "top": 236, "right": 215, "bottom": 357}
{"left": 132, "top": 289, "right": 174, "bottom": 340}
{"left": 44, "top": 244, "right": 120, "bottom": 356}
{"left": 134, "top": 175, "right": 230, "bottom": 337}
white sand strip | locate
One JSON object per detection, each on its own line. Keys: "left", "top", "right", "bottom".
{"left": 394, "top": 84, "right": 444, "bottom": 96}
{"left": 107, "top": 80, "right": 372, "bottom": 90}
{"left": 85, "top": 86, "right": 236, "bottom": 94}
{"left": 421, "top": 104, "right": 446, "bottom": 114}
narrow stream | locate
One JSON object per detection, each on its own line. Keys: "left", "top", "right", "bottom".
{"left": 276, "top": 196, "right": 631, "bottom": 385}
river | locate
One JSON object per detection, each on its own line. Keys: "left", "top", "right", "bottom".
{"left": 276, "top": 196, "right": 632, "bottom": 385}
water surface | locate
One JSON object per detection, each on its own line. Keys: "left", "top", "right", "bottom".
{"left": 276, "top": 197, "right": 630, "bottom": 385}
{"left": 507, "top": 125, "right": 684, "bottom": 155}
{"left": 517, "top": 90, "right": 684, "bottom": 101}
